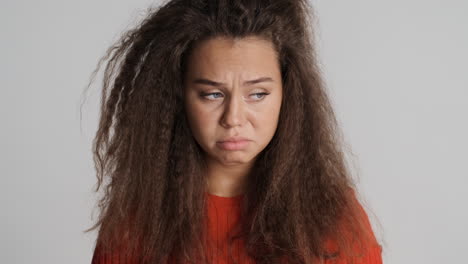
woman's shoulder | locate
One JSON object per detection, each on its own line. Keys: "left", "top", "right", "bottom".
{"left": 322, "top": 187, "right": 383, "bottom": 263}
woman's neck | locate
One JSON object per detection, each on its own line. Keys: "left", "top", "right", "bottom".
{"left": 204, "top": 158, "right": 254, "bottom": 197}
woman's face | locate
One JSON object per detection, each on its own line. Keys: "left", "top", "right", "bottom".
{"left": 184, "top": 36, "right": 283, "bottom": 167}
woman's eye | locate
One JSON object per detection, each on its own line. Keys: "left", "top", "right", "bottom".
{"left": 201, "top": 92, "right": 224, "bottom": 100}
{"left": 200, "top": 92, "right": 269, "bottom": 101}
{"left": 250, "top": 92, "right": 269, "bottom": 100}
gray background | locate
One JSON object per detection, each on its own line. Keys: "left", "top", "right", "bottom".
{"left": 1, "top": 0, "right": 467, "bottom": 263}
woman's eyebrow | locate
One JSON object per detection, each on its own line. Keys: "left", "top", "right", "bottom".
{"left": 193, "top": 77, "right": 274, "bottom": 87}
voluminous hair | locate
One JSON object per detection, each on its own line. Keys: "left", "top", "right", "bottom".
{"left": 85, "top": 0, "right": 380, "bottom": 263}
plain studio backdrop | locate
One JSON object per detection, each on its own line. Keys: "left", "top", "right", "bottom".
{"left": 1, "top": 0, "right": 467, "bottom": 263}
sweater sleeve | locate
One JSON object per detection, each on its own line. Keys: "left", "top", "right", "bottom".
{"left": 323, "top": 190, "right": 383, "bottom": 264}
{"left": 323, "top": 244, "right": 383, "bottom": 264}
{"left": 348, "top": 204, "right": 383, "bottom": 264}
{"left": 348, "top": 192, "right": 383, "bottom": 264}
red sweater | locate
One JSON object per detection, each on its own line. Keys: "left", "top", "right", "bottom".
{"left": 92, "top": 192, "right": 382, "bottom": 263}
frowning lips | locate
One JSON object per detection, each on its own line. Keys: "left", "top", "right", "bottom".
{"left": 218, "top": 136, "right": 251, "bottom": 142}
{"left": 216, "top": 136, "right": 252, "bottom": 151}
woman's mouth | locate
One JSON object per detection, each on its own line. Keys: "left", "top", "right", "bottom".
{"left": 216, "top": 139, "right": 251, "bottom": 150}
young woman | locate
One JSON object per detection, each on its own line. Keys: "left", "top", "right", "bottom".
{"left": 86, "top": 0, "right": 383, "bottom": 263}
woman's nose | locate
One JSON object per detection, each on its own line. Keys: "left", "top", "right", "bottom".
{"left": 220, "top": 94, "right": 246, "bottom": 128}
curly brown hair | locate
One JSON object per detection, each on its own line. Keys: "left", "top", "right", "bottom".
{"left": 84, "top": 0, "right": 380, "bottom": 263}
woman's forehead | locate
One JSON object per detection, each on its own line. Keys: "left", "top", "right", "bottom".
{"left": 184, "top": 36, "right": 281, "bottom": 81}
